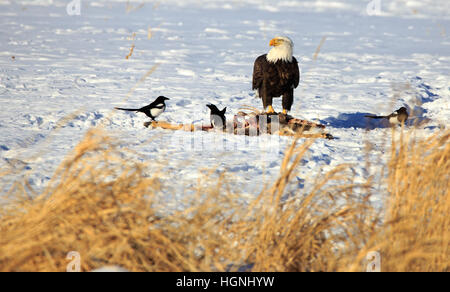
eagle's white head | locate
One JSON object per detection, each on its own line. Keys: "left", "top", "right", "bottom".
{"left": 266, "top": 36, "right": 294, "bottom": 63}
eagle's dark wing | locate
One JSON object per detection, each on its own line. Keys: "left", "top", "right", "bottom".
{"left": 252, "top": 55, "right": 266, "bottom": 90}
{"left": 292, "top": 57, "right": 300, "bottom": 89}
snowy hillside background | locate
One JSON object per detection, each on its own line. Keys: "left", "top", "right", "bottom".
{"left": 0, "top": 0, "right": 448, "bottom": 206}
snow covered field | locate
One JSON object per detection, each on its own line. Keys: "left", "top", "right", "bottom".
{"left": 0, "top": 0, "right": 449, "bottom": 205}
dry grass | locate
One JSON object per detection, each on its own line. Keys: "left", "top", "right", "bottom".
{"left": 347, "top": 129, "right": 450, "bottom": 272}
{"left": 125, "top": 33, "right": 136, "bottom": 60}
{"left": 0, "top": 128, "right": 448, "bottom": 272}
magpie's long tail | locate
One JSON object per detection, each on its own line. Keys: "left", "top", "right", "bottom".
{"left": 115, "top": 107, "right": 140, "bottom": 112}
{"left": 365, "top": 115, "right": 387, "bottom": 119}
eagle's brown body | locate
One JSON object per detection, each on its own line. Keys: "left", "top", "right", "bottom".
{"left": 252, "top": 54, "right": 300, "bottom": 112}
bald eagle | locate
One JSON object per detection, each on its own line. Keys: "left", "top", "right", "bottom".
{"left": 252, "top": 36, "right": 300, "bottom": 114}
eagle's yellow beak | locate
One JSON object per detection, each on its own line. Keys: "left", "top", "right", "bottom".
{"left": 269, "top": 38, "right": 280, "bottom": 47}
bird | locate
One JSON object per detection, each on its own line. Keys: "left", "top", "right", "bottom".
{"left": 206, "top": 104, "right": 226, "bottom": 130}
{"left": 252, "top": 36, "right": 300, "bottom": 115}
{"left": 115, "top": 96, "right": 169, "bottom": 121}
{"left": 365, "top": 107, "right": 409, "bottom": 126}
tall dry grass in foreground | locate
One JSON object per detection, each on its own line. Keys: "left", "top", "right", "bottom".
{"left": 0, "top": 129, "right": 448, "bottom": 272}
{"left": 347, "top": 130, "right": 450, "bottom": 272}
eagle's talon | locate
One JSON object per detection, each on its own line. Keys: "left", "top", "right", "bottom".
{"left": 266, "top": 105, "right": 275, "bottom": 114}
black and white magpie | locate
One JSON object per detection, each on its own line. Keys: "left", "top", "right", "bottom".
{"left": 115, "top": 96, "right": 169, "bottom": 121}
{"left": 365, "top": 107, "right": 409, "bottom": 126}
{"left": 206, "top": 104, "right": 226, "bottom": 130}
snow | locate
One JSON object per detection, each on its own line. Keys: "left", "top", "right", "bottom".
{"left": 0, "top": 0, "right": 449, "bottom": 206}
